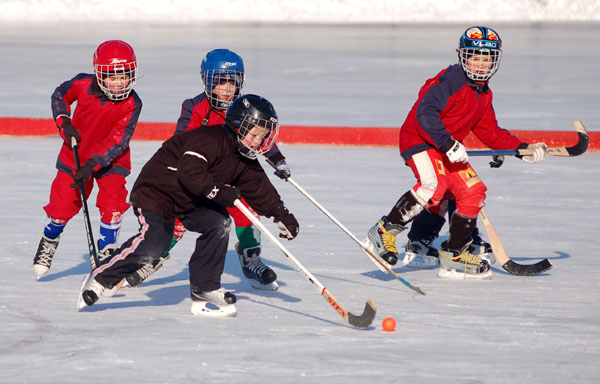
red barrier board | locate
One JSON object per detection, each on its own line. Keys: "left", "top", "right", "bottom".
{"left": 1, "top": 117, "right": 597, "bottom": 150}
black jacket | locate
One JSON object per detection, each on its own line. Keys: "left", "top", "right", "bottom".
{"left": 130, "top": 124, "right": 283, "bottom": 218}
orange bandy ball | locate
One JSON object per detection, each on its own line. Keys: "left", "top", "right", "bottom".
{"left": 382, "top": 317, "right": 396, "bottom": 332}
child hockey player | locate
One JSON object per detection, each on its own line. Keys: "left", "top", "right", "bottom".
{"left": 77, "top": 94, "right": 299, "bottom": 317}
{"left": 33, "top": 40, "right": 141, "bottom": 279}
{"left": 364, "top": 26, "right": 548, "bottom": 279}
{"left": 124, "top": 48, "right": 290, "bottom": 291}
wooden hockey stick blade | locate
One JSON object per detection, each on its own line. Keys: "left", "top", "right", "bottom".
{"left": 348, "top": 299, "right": 377, "bottom": 329}
{"left": 322, "top": 288, "right": 377, "bottom": 329}
{"left": 478, "top": 209, "right": 552, "bottom": 276}
{"left": 467, "top": 120, "right": 589, "bottom": 158}
{"left": 562, "top": 120, "right": 589, "bottom": 157}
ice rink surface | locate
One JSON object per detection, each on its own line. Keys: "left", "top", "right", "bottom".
{"left": 1, "top": 21, "right": 599, "bottom": 383}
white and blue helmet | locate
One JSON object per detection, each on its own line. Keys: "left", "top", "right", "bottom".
{"left": 201, "top": 49, "right": 245, "bottom": 110}
{"left": 458, "top": 26, "right": 502, "bottom": 82}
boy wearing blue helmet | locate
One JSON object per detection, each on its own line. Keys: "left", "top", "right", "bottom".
{"left": 124, "top": 49, "right": 289, "bottom": 291}
{"left": 364, "top": 27, "right": 549, "bottom": 279}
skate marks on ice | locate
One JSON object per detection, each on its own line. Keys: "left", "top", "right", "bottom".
{"left": 0, "top": 304, "right": 52, "bottom": 356}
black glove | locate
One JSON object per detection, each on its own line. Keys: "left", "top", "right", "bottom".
{"left": 489, "top": 155, "right": 504, "bottom": 168}
{"left": 57, "top": 116, "right": 81, "bottom": 148}
{"left": 275, "top": 212, "right": 299, "bottom": 240}
{"left": 209, "top": 185, "right": 241, "bottom": 208}
{"left": 70, "top": 159, "right": 97, "bottom": 188}
{"left": 271, "top": 203, "right": 299, "bottom": 240}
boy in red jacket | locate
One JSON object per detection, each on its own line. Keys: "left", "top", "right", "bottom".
{"left": 364, "top": 26, "right": 548, "bottom": 279}
{"left": 33, "top": 40, "right": 142, "bottom": 279}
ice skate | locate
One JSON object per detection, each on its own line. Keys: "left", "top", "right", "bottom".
{"left": 77, "top": 273, "right": 121, "bottom": 309}
{"left": 468, "top": 235, "right": 496, "bottom": 265}
{"left": 33, "top": 235, "right": 60, "bottom": 279}
{"left": 236, "top": 243, "right": 278, "bottom": 291}
{"left": 97, "top": 242, "right": 117, "bottom": 264}
{"left": 124, "top": 254, "right": 170, "bottom": 287}
{"left": 191, "top": 288, "right": 237, "bottom": 317}
{"left": 402, "top": 239, "right": 439, "bottom": 269}
{"left": 363, "top": 216, "right": 405, "bottom": 272}
{"left": 438, "top": 241, "right": 492, "bottom": 280}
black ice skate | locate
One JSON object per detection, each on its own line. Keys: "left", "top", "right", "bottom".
{"left": 97, "top": 242, "right": 117, "bottom": 264}
{"left": 191, "top": 288, "right": 237, "bottom": 317}
{"left": 402, "top": 238, "right": 439, "bottom": 269}
{"left": 33, "top": 235, "right": 60, "bottom": 279}
{"left": 236, "top": 243, "right": 278, "bottom": 291}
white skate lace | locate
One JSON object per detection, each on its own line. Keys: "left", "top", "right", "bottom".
{"left": 244, "top": 255, "right": 268, "bottom": 276}
{"left": 35, "top": 241, "right": 58, "bottom": 266}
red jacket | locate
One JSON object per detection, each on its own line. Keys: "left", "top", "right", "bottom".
{"left": 51, "top": 73, "right": 142, "bottom": 177}
{"left": 399, "top": 64, "right": 522, "bottom": 162}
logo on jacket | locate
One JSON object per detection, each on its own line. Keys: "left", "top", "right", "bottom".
{"left": 207, "top": 186, "right": 219, "bottom": 199}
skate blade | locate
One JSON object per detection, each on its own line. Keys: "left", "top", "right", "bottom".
{"left": 77, "top": 274, "right": 93, "bottom": 310}
{"left": 437, "top": 268, "right": 493, "bottom": 280}
{"left": 191, "top": 301, "right": 237, "bottom": 317}
{"left": 402, "top": 252, "right": 438, "bottom": 269}
{"left": 361, "top": 238, "right": 390, "bottom": 273}
{"left": 248, "top": 279, "right": 279, "bottom": 291}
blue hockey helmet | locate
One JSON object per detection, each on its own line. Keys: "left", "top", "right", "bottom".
{"left": 201, "top": 49, "right": 245, "bottom": 110}
{"left": 225, "top": 94, "right": 279, "bottom": 160}
{"left": 458, "top": 26, "right": 502, "bottom": 82}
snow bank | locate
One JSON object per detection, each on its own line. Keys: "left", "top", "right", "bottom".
{"left": 1, "top": 0, "right": 598, "bottom": 23}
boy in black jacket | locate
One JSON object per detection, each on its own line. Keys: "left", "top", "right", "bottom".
{"left": 77, "top": 94, "right": 299, "bottom": 317}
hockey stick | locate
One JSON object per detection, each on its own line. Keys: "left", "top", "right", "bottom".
{"left": 72, "top": 137, "right": 100, "bottom": 270}
{"left": 284, "top": 177, "right": 425, "bottom": 296}
{"left": 233, "top": 199, "right": 376, "bottom": 329}
{"left": 467, "top": 120, "right": 589, "bottom": 157}
{"left": 478, "top": 208, "right": 552, "bottom": 276}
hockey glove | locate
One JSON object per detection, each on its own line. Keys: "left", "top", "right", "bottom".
{"left": 444, "top": 140, "right": 469, "bottom": 164}
{"left": 273, "top": 160, "right": 291, "bottom": 180}
{"left": 265, "top": 152, "right": 291, "bottom": 180}
{"left": 275, "top": 213, "right": 299, "bottom": 240}
{"left": 70, "top": 159, "right": 97, "bottom": 188}
{"left": 57, "top": 116, "right": 81, "bottom": 148}
{"left": 209, "top": 185, "right": 241, "bottom": 208}
{"left": 271, "top": 202, "right": 299, "bottom": 240}
{"left": 519, "top": 142, "right": 548, "bottom": 163}
{"left": 489, "top": 155, "right": 505, "bottom": 168}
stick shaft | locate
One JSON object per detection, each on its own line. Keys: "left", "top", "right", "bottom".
{"left": 72, "top": 137, "right": 99, "bottom": 269}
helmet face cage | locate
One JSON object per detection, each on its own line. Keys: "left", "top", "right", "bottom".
{"left": 236, "top": 115, "right": 279, "bottom": 160}
{"left": 458, "top": 26, "right": 502, "bottom": 82}
{"left": 201, "top": 49, "right": 245, "bottom": 110}
{"left": 93, "top": 40, "right": 137, "bottom": 101}
{"left": 201, "top": 69, "right": 245, "bottom": 110}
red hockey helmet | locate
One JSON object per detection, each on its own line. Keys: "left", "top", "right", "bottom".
{"left": 93, "top": 40, "right": 137, "bottom": 101}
